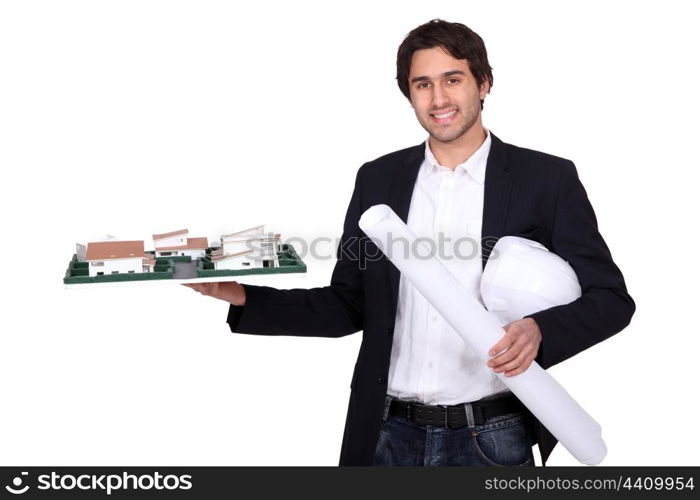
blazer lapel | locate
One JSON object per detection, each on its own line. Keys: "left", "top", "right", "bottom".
{"left": 387, "top": 143, "right": 424, "bottom": 315}
{"left": 480, "top": 132, "right": 514, "bottom": 270}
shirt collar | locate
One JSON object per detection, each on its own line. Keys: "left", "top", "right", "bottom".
{"left": 423, "top": 127, "right": 491, "bottom": 184}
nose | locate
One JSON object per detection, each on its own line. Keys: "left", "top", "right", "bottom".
{"left": 431, "top": 84, "right": 450, "bottom": 109}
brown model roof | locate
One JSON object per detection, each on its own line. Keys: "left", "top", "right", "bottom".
{"left": 86, "top": 241, "right": 145, "bottom": 261}
{"left": 152, "top": 229, "right": 188, "bottom": 240}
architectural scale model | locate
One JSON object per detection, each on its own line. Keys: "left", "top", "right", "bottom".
{"left": 64, "top": 225, "right": 306, "bottom": 286}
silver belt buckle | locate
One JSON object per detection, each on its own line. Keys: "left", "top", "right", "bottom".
{"left": 463, "top": 402, "right": 475, "bottom": 427}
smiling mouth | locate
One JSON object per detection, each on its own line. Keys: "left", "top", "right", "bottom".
{"left": 430, "top": 109, "right": 457, "bottom": 122}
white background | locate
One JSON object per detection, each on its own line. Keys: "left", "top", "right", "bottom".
{"left": 1, "top": 0, "right": 698, "bottom": 466}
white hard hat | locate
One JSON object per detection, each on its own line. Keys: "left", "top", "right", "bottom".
{"left": 480, "top": 236, "right": 582, "bottom": 325}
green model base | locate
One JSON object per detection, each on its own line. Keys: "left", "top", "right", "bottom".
{"left": 63, "top": 244, "right": 306, "bottom": 284}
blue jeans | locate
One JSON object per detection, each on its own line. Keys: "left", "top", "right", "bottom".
{"left": 372, "top": 395, "right": 536, "bottom": 466}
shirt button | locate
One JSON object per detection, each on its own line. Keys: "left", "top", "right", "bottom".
{"left": 377, "top": 376, "right": 385, "bottom": 384}
{"left": 385, "top": 327, "right": 393, "bottom": 335}
{"left": 432, "top": 315, "right": 438, "bottom": 322}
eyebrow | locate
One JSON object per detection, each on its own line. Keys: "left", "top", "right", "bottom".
{"left": 410, "top": 70, "right": 467, "bottom": 84}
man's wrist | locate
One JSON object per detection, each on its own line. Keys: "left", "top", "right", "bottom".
{"left": 228, "top": 282, "right": 245, "bottom": 307}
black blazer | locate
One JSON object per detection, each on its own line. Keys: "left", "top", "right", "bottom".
{"left": 227, "top": 132, "right": 635, "bottom": 466}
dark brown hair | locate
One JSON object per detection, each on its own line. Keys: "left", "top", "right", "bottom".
{"left": 396, "top": 19, "right": 493, "bottom": 109}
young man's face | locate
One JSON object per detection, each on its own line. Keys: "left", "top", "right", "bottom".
{"left": 408, "top": 46, "right": 490, "bottom": 144}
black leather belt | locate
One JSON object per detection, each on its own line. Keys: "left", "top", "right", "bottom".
{"left": 388, "top": 392, "right": 526, "bottom": 428}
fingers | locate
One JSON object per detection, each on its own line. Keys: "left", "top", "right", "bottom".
{"left": 488, "top": 330, "right": 515, "bottom": 358}
{"left": 182, "top": 283, "right": 215, "bottom": 295}
{"left": 503, "top": 359, "right": 533, "bottom": 377}
{"left": 503, "top": 352, "right": 535, "bottom": 377}
{"left": 487, "top": 322, "right": 537, "bottom": 377}
{"left": 490, "top": 346, "right": 536, "bottom": 376}
{"left": 182, "top": 281, "right": 242, "bottom": 305}
{"left": 487, "top": 337, "right": 523, "bottom": 369}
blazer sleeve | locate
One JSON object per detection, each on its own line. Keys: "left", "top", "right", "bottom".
{"left": 525, "top": 160, "right": 635, "bottom": 369}
{"left": 225, "top": 166, "right": 367, "bottom": 338}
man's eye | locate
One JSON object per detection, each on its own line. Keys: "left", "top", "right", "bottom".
{"left": 447, "top": 78, "right": 460, "bottom": 84}
{"left": 417, "top": 82, "right": 430, "bottom": 89}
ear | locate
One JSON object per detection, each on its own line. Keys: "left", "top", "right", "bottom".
{"left": 479, "top": 80, "right": 491, "bottom": 100}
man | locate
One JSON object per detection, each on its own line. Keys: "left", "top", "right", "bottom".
{"left": 185, "top": 19, "right": 635, "bottom": 466}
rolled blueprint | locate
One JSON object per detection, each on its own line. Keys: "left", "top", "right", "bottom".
{"left": 358, "top": 204, "right": 606, "bottom": 465}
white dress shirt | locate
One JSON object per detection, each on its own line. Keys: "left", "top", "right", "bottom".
{"left": 386, "top": 127, "right": 510, "bottom": 405}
